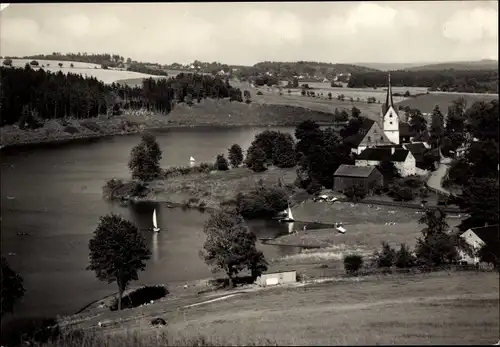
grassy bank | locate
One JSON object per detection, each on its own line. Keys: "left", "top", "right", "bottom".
{"left": 0, "top": 98, "right": 339, "bottom": 149}
{"left": 143, "top": 166, "right": 299, "bottom": 210}
{"left": 46, "top": 271, "right": 499, "bottom": 346}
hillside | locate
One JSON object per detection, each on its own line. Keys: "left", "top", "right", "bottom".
{"left": 354, "top": 62, "right": 431, "bottom": 71}
{"left": 406, "top": 59, "right": 499, "bottom": 71}
{"left": 396, "top": 92, "right": 499, "bottom": 114}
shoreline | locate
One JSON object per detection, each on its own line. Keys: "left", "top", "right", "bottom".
{"left": 0, "top": 119, "right": 341, "bottom": 151}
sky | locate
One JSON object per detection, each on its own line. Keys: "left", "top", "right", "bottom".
{"left": 0, "top": 2, "right": 498, "bottom": 66}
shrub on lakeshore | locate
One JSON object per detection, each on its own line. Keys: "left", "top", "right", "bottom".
{"left": 0, "top": 316, "right": 60, "bottom": 346}
{"left": 109, "top": 285, "right": 168, "bottom": 311}
{"left": 214, "top": 154, "right": 229, "bottom": 171}
{"left": 103, "top": 179, "right": 149, "bottom": 201}
{"left": 163, "top": 163, "right": 215, "bottom": 178}
{"left": 234, "top": 185, "right": 288, "bottom": 219}
{"left": 343, "top": 254, "right": 364, "bottom": 274}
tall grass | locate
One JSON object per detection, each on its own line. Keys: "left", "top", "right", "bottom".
{"left": 39, "top": 330, "right": 278, "bottom": 347}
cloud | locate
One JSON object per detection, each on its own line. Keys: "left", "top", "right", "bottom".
{"left": 442, "top": 7, "right": 498, "bottom": 42}
{"left": 0, "top": 3, "right": 10, "bottom": 11}
{"left": 0, "top": 17, "right": 40, "bottom": 42}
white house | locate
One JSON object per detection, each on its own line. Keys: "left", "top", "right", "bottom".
{"left": 355, "top": 146, "right": 417, "bottom": 177}
{"left": 458, "top": 225, "right": 499, "bottom": 265}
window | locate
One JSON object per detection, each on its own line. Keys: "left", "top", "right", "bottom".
{"left": 367, "top": 136, "right": 371, "bottom": 142}
{"left": 389, "top": 114, "right": 392, "bottom": 117}
{"left": 390, "top": 122, "right": 393, "bottom": 125}
{"left": 380, "top": 136, "right": 384, "bottom": 141}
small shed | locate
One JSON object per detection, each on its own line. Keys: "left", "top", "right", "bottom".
{"left": 254, "top": 270, "right": 297, "bottom": 287}
{"left": 333, "top": 164, "right": 383, "bottom": 194}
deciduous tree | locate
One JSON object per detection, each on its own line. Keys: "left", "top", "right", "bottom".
{"left": 228, "top": 144, "right": 244, "bottom": 168}
{"left": 128, "top": 133, "right": 163, "bottom": 181}
{"left": 87, "top": 214, "right": 151, "bottom": 310}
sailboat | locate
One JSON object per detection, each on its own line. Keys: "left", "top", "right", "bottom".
{"left": 152, "top": 208, "right": 160, "bottom": 233}
{"left": 335, "top": 222, "right": 346, "bottom": 234}
{"left": 280, "top": 205, "right": 294, "bottom": 223}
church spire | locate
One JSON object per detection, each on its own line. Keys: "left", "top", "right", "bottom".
{"left": 385, "top": 73, "right": 394, "bottom": 109}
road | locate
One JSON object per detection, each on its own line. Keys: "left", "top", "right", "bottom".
{"left": 426, "top": 149, "right": 452, "bottom": 197}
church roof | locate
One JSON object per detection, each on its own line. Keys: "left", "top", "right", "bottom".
{"left": 357, "top": 147, "right": 410, "bottom": 162}
{"left": 343, "top": 118, "right": 376, "bottom": 147}
{"left": 468, "top": 225, "right": 500, "bottom": 247}
{"left": 404, "top": 143, "right": 427, "bottom": 162}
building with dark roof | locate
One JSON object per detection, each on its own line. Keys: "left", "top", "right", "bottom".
{"left": 355, "top": 146, "right": 417, "bottom": 176}
{"left": 459, "top": 225, "right": 500, "bottom": 265}
{"left": 344, "top": 118, "right": 393, "bottom": 154}
{"left": 403, "top": 143, "right": 432, "bottom": 173}
{"left": 333, "top": 164, "right": 383, "bottom": 194}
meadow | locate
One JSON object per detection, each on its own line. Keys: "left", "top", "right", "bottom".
{"left": 45, "top": 271, "right": 499, "bottom": 346}
{"left": 8, "top": 59, "right": 166, "bottom": 84}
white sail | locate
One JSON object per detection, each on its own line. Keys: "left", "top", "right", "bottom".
{"left": 336, "top": 226, "right": 346, "bottom": 234}
{"left": 152, "top": 232, "right": 159, "bottom": 262}
{"left": 288, "top": 222, "right": 294, "bottom": 234}
{"left": 190, "top": 156, "right": 195, "bottom": 162}
{"left": 287, "top": 206, "right": 294, "bottom": 220}
{"left": 153, "top": 209, "right": 158, "bottom": 229}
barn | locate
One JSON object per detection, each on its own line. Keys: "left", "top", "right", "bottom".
{"left": 255, "top": 270, "right": 297, "bottom": 287}
{"left": 333, "top": 164, "right": 383, "bottom": 194}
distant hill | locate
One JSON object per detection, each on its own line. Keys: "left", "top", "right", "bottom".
{"left": 405, "top": 60, "right": 498, "bottom": 71}
{"left": 355, "top": 60, "right": 498, "bottom": 72}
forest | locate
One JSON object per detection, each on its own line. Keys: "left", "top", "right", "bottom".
{"left": 0, "top": 66, "right": 243, "bottom": 127}
{"left": 348, "top": 69, "right": 498, "bottom": 93}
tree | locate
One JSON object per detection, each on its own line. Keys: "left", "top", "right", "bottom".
{"left": 271, "top": 133, "right": 296, "bottom": 168}
{"left": 394, "top": 243, "right": 416, "bottom": 268}
{"left": 87, "top": 214, "right": 151, "bottom": 310}
{"left": 30, "top": 60, "right": 39, "bottom": 66}
{"left": 215, "top": 154, "right": 229, "bottom": 171}
{"left": 351, "top": 106, "right": 361, "bottom": 118}
{"left": 478, "top": 242, "right": 500, "bottom": 268}
{"left": 295, "top": 120, "right": 323, "bottom": 156}
{"left": 1, "top": 256, "right": 26, "bottom": 317}
{"left": 128, "top": 133, "right": 163, "bottom": 181}
{"left": 372, "top": 242, "right": 396, "bottom": 268}
{"left": 200, "top": 209, "right": 266, "bottom": 287}
{"left": 228, "top": 144, "right": 244, "bottom": 168}
{"left": 465, "top": 100, "right": 499, "bottom": 143}
{"left": 70, "top": 63, "right": 74, "bottom": 68}
{"left": 408, "top": 109, "right": 427, "bottom": 134}
{"left": 245, "top": 144, "right": 267, "bottom": 172}
{"left": 243, "top": 90, "right": 252, "bottom": 104}
{"left": 460, "top": 178, "right": 499, "bottom": 229}
{"left": 429, "top": 105, "right": 445, "bottom": 148}
{"left": 292, "top": 77, "right": 299, "bottom": 88}
{"left": 2, "top": 58, "right": 12, "bottom": 66}
{"left": 415, "top": 208, "right": 459, "bottom": 267}
{"left": 328, "top": 92, "right": 332, "bottom": 100}
{"left": 235, "top": 185, "right": 288, "bottom": 219}
{"left": 185, "top": 93, "right": 194, "bottom": 106}
{"left": 443, "top": 98, "right": 467, "bottom": 153}
{"left": 58, "top": 63, "right": 63, "bottom": 68}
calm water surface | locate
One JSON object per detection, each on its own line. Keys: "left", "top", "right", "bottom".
{"left": 1, "top": 126, "right": 311, "bottom": 318}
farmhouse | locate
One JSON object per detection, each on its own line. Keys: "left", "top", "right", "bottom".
{"left": 333, "top": 164, "right": 383, "bottom": 194}
{"left": 355, "top": 146, "right": 417, "bottom": 177}
{"left": 403, "top": 143, "right": 431, "bottom": 174}
{"left": 458, "top": 225, "right": 499, "bottom": 265}
{"left": 255, "top": 270, "right": 297, "bottom": 287}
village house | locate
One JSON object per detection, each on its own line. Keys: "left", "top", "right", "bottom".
{"left": 458, "top": 225, "right": 499, "bottom": 265}
{"left": 402, "top": 143, "right": 431, "bottom": 175}
{"left": 355, "top": 146, "right": 417, "bottom": 177}
{"left": 333, "top": 164, "right": 383, "bottom": 195}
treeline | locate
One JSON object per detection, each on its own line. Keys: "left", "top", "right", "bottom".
{"left": 348, "top": 70, "right": 498, "bottom": 94}
{"left": 0, "top": 66, "right": 244, "bottom": 126}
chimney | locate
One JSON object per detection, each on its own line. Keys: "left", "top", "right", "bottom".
{"left": 391, "top": 147, "right": 395, "bottom": 155}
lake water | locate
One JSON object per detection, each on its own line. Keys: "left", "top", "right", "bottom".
{"left": 0, "top": 126, "right": 315, "bottom": 319}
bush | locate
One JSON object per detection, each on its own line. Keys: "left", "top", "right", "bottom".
{"left": 109, "top": 285, "right": 168, "bottom": 311}
{"left": 0, "top": 316, "right": 60, "bottom": 346}
{"left": 256, "top": 91, "right": 263, "bottom": 95}
{"left": 245, "top": 145, "right": 267, "bottom": 172}
{"left": 2, "top": 58, "right": 13, "bottom": 66}
{"left": 29, "top": 60, "right": 39, "bottom": 66}
{"left": 228, "top": 144, "right": 244, "bottom": 168}
{"left": 214, "top": 154, "right": 229, "bottom": 171}
{"left": 389, "top": 182, "right": 414, "bottom": 201}
{"left": 103, "top": 179, "right": 149, "bottom": 201}
{"left": 306, "top": 179, "right": 322, "bottom": 195}
{"left": 343, "top": 254, "right": 363, "bottom": 274}
{"left": 343, "top": 184, "right": 367, "bottom": 201}
{"left": 163, "top": 163, "right": 215, "bottom": 178}
{"left": 235, "top": 185, "right": 288, "bottom": 219}
{"left": 395, "top": 243, "right": 416, "bottom": 268}
{"left": 372, "top": 242, "right": 396, "bottom": 268}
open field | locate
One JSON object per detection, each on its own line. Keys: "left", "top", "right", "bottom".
{"left": 396, "top": 91, "right": 498, "bottom": 114}
{"left": 51, "top": 271, "right": 499, "bottom": 345}
{"left": 7, "top": 59, "right": 161, "bottom": 84}
{"left": 151, "top": 166, "right": 298, "bottom": 209}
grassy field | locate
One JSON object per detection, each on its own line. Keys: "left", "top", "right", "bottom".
{"left": 151, "top": 166, "right": 298, "bottom": 209}
{"left": 50, "top": 271, "right": 499, "bottom": 345}
{"left": 396, "top": 92, "right": 498, "bottom": 114}
{"left": 7, "top": 59, "right": 161, "bottom": 84}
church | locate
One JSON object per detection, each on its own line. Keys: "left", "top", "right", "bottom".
{"left": 346, "top": 74, "right": 431, "bottom": 176}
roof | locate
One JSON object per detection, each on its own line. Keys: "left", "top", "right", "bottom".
{"left": 356, "top": 147, "right": 410, "bottom": 162}
{"left": 468, "top": 225, "right": 500, "bottom": 246}
{"left": 343, "top": 118, "right": 376, "bottom": 147}
{"left": 334, "top": 164, "right": 378, "bottom": 178}
{"left": 404, "top": 143, "right": 427, "bottom": 162}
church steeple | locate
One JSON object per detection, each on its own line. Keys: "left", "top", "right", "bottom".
{"left": 382, "top": 73, "right": 396, "bottom": 117}
{"left": 385, "top": 73, "right": 394, "bottom": 108}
